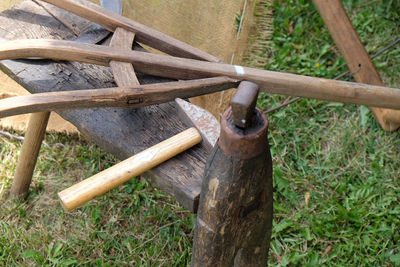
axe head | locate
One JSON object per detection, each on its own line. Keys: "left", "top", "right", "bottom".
{"left": 175, "top": 98, "right": 220, "bottom": 151}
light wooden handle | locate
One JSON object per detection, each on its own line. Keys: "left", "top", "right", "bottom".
{"left": 58, "top": 127, "right": 202, "bottom": 211}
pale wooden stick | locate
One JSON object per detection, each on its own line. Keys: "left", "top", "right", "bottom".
{"left": 58, "top": 127, "right": 202, "bottom": 211}
{"left": 10, "top": 112, "right": 50, "bottom": 199}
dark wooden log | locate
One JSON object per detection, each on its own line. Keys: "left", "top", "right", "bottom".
{"left": 191, "top": 107, "right": 273, "bottom": 266}
{"left": 0, "top": 0, "right": 208, "bottom": 212}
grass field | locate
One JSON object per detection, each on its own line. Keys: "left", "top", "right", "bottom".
{"left": 1, "top": 0, "right": 400, "bottom": 266}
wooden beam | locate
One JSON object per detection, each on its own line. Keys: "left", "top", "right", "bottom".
{"left": 40, "top": 0, "right": 221, "bottom": 62}
{"left": 313, "top": 0, "right": 400, "bottom": 131}
{"left": 1, "top": 39, "right": 400, "bottom": 110}
{"left": 109, "top": 27, "right": 140, "bottom": 86}
{"left": 0, "top": 77, "right": 240, "bottom": 118}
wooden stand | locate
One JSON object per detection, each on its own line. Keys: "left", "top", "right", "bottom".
{"left": 192, "top": 107, "right": 273, "bottom": 266}
{"left": 313, "top": 0, "right": 400, "bottom": 131}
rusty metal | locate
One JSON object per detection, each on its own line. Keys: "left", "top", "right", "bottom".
{"left": 230, "top": 81, "right": 259, "bottom": 128}
{"left": 218, "top": 107, "right": 269, "bottom": 159}
{"left": 175, "top": 98, "right": 220, "bottom": 151}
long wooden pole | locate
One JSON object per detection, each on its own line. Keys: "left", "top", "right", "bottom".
{"left": 0, "top": 39, "right": 399, "bottom": 110}
{"left": 0, "top": 77, "right": 239, "bottom": 118}
{"left": 313, "top": 0, "right": 400, "bottom": 131}
{"left": 10, "top": 112, "right": 50, "bottom": 199}
{"left": 40, "top": 0, "right": 221, "bottom": 63}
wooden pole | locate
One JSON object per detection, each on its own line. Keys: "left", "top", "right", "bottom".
{"left": 192, "top": 107, "right": 273, "bottom": 266}
{"left": 312, "top": 0, "right": 400, "bottom": 131}
{"left": 0, "top": 77, "right": 239, "bottom": 118}
{"left": 1, "top": 39, "right": 400, "bottom": 110}
{"left": 10, "top": 112, "right": 50, "bottom": 199}
{"left": 40, "top": 0, "right": 221, "bottom": 62}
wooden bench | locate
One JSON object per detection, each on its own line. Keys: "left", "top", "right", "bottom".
{"left": 0, "top": 0, "right": 206, "bottom": 213}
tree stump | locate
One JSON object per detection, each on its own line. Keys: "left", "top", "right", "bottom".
{"left": 192, "top": 107, "right": 273, "bottom": 266}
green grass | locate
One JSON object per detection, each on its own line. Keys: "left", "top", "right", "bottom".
{"left": 249, "top": 0, "right": 400, "bottom": 266}
{"left": 1, "top": 0, "right": 400, "bottom": 266}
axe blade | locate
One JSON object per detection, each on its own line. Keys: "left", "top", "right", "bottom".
{"left": 175, "top": 98, "right": 220, "bottom": 151}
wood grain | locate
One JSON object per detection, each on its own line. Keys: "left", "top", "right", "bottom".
{"left": 192, "top": 109, "right": 273, "bottom": 266}
{"left": 0, "top": 77, "right": 239, "bottom": 118}
{"left": 59, "top": 127, "right": 202, "bottom": 211}
{"left": 313, "top": 0, "right": 400, "bottom": 131}
{"left": 0, "top": 0, "right": 208, "bottom": 212}
{"left": 109, "top": 27, "right": 140, "bottom": 86}
{"left": 10, "top": 112, "right": 50, "bottom": 199}
{"left": 1, "top": 39, "right": 400, "bottom": 110}
{"left": 40, "top": 0, "right": 221, "bottom": 62}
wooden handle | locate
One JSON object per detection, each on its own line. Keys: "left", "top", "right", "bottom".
{"left": 1, "top": 39, "right": 400, "bottom": 110}
{"left": 58, "top": 127, "right": 202, "bottom": 211}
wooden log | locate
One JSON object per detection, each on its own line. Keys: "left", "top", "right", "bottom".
{"left": 0, "top": 39, "right": 400, "bottom": 110}
{"left": 10, "top": 112, "right": 50, "bottom": 199}
{"left": 313, "top": 0, "right": 400, "bottom": 131}
{"left": 192, "top": 107, "right": 273, "bottom": 266}
{"left": 40, "top": 0, "right": 221, "bottom": 62}
{"left": 0, "top": 77, "right": 239, "bottom": 118}
{"left": 109, "top": 27, "right": 140, "bottom": 86}
{"left": 59, "top": 127, "right": 202, "bottom": 211}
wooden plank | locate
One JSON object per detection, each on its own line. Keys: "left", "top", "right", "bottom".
{"left": 1, "top": 39, "right": 400, "bottom": 110}
{"left": 40, "top": 0, "right": 222, "bottom": 62}
{"left": 312, "top": 0, "right": 400, "bottom": 131}
{"left": 109, "top": 27, "right": 140, "bottom": 86}
{"left": 0, "top": 78, "right": 239, "bottom": 118}
{"left": 0, "top": 0, "right": 208, "bottom": 212}
{"left": 34, "top": 0, "right": 95, "bottom": 36}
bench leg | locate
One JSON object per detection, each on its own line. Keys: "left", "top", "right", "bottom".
{"left": 192, "top": 108, "right": 273, "bottom": 266}
{"left": 10, "top": 112, "right": 50, "bottom": 199}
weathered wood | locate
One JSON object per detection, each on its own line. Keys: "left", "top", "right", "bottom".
{"left": 109, "top": 27, "right": 139, "bottom": 86}
{"left": 192, "top": 108, "right": 273, "bottom": 266}
{"left": 34, "top": 0, "right": 94, "bottom": 36}
{"left": 1, "top": 39, "right": 400, "bottom": 110}
{"left": 313, "top": 0, "right": 400, "bottom": 131}
{"left": 10, "top": 112, "right": 50, "bottom": 199}
{"left": 8, "top": 0, "right": 118, "bottom": 200}
{"left": 40, "top": 0, "right": 221, "bottom": 62}
{"left": 0, "top": 77, "right": 239, "bottom": 118}
{"left": 0, "top": 0, "right": 208, "bottom": 212}
{"left": 59, "top": 127, "right": 202, "bottom": 211}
